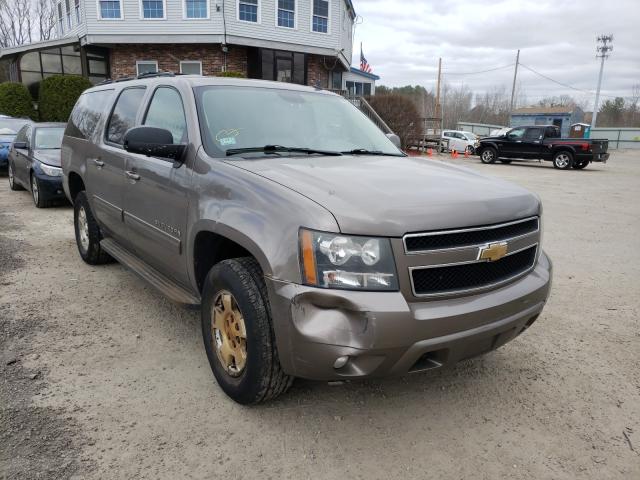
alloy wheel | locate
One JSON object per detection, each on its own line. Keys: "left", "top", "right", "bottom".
{"left": 211, "top": 290, "right": 247, "bottom": 377}
{"left": 77, "top": 206, "right": 90, "bottom": 253}
{"left": 8, "top": 164, "right": 14, "bottom": 188}
{"left": 555, "top": 153, "right": 571, "bottom": 169}
{"left": 481, "top": 150, "right": 495, "bottom": 162}
{"left": 31, "top": 175, "right": 39, "bottom": 205}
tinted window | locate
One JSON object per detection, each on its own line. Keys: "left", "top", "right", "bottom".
{"left": 67, "top": 89, "right": 115, "bottom": 140}
{"left": 144, "top": 87, "right": 188, "bottom": 144}
{"left": 15, "top": 125, "right": 29, "bottom": 143}
{"left": 545, "top": 126, "right": 560, "bottom": 138}
{"left": 524, "top": 128, "right": 542, "bottom": 141}
{"left": 106, "top": 88, "right": 146, "bottom": 145}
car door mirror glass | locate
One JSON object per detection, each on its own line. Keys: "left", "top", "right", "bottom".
{"left": 123, "top": 126, "right": 186, "bottom": 164}
{"left": 13, "top": 141, "right": 28, "bottom": 149}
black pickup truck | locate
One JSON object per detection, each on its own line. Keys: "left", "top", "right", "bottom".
{"left": 476, "top": 125, "right": 609, "bottom": 170}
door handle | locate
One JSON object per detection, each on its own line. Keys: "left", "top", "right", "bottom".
{"left": 93, "top": 158, "right": 104, "bottom": 168}
{"left": 126, "top": 171, "right": 140, "bottom": 181}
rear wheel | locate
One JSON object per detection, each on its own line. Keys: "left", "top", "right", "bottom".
{"left": 573, "top": 159, "right": 589, "bottom": 169}
{"left": 553, "top": 151, "right": 574, "bottom": 170}
{"left": 201, "top": 257, "right": 293, "bottom": 404}
{"left": 480, "top": 147, "right": 497, "bottom": 164}
{"left": 73, "top": 191, "right": 113, "bottom": 264}
{"left": 8, "top": 162, "right": 23, "bottom": 191}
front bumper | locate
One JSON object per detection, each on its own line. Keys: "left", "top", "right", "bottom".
{"left": 33, "top": 170, "right": 66, "bottom": 199}
{"left": 266, "top": 251, "right": 552, "bottom": 380}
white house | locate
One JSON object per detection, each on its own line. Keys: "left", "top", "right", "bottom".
{"left": 0, "top": 0, "right": 356, "bottom": 94}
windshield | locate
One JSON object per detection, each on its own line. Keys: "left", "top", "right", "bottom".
{"left": 195, "top": 86, "right": 403, "bottom": 157}
{"left": 34, "top": 127, "right": 65, "bottom": 149}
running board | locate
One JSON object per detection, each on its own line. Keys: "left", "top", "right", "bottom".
{"left": 100, "top": 238, "right": 201, "bottom": 306}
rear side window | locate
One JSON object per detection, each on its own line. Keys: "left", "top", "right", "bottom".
{"left": 66, "top": 89, "right": 115, "bottom": 140}
{"left": 143, "top": 87, "right": 188, "bottom": 144}
{"left": 106, "top": 87, "right": 146, "bottom": 145}
{"left": 524, "top": 128, "right": 542, "bottom": 141}
{"left": 545, "top": 126, "right": 560, "bottom": 138}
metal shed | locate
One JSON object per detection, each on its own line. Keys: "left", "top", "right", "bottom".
{"left": 511, "top": 106, "right": 584, "bottom": 138}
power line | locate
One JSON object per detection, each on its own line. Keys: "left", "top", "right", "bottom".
{"left": 442, "top": 64, "right": 514, "bottom": 76}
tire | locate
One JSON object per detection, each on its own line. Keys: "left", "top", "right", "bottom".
{"left": 201, "top": 257, "right": 293, "bottom": 404}
{"left": 553, "top": 151, "right": 574, "bottom": 170}
{"left": 480, "top": 147, "right": 497, "bottom": 164}
{"left": 465, "top": 145, "right": 474, "bottom": 155}
{"left": 73, "top": 191, "right": 113, "bottom": 265}
{"left": 30, "top": 173, "right": 51, "bottom": 208}
{"left": 573, "top": 159, "right": 589, "bottom": 170}
{"left": 8, "top": 162, "right": 23, "bottom": 191}
{"left": 500, "top": 160, "right": 512, "bottom": 164}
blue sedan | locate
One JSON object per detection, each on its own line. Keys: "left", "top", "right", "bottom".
{"left": 0, "top": 117, "right": 32, "bottom": 169}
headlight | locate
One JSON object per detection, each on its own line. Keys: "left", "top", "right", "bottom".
{"left": 299, "top": 228, "right": 398, "bottom": 291}
{"left": 40, "top": 163, "right": 62, "bottom": 177}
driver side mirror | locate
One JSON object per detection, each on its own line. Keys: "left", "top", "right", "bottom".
{"left": 386, "top": 133, "right": 401, "bottom": 149}
{"left": 13, "top": 141, "right": 28, "bottom": 149}
{"left": 123, "top": 126, "right": 186, "bottom": 165}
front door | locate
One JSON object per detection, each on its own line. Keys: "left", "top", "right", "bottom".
{"left": 122, "top": 85, "right": 191, "bottom": 285}
{"left": 12, "top": 124, "right": 32, "bottom": 185}
{"left": 93, "top": 86, "right": 147, "bottom": 241}
{"left": 521, "top": 127, "right": 544, "bottom": 158}
{"left": 500, "top": 127, "right": 526, "bottom": 157}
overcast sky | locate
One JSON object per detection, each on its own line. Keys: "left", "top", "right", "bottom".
{"left": 351, "top": 0, "right": 640, "bottom": 109}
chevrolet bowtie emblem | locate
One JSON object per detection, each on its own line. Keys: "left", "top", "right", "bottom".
{"left": 479, "top": 242, "right": 508, "bottom": 262}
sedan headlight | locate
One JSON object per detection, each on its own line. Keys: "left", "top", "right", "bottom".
{"left": 40, "top": 163, "right": 62, "bottom": 177}
{"left": 299, "top": 228, "right": 398, "bottom": 291}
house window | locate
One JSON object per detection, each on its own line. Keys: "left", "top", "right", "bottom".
{"left": 75, "top": 0, "right": 80, "bottom": 23}
{"left": 346, "top": 81, "right": 372, "bottom": 97}
{"left": 136, "top": 61, "right": 158, "bottom": 76}
{"left": 180, "top": 61, "right": 202, "bottom": 75}
{"left": 238, "top": 0, "right": 258, "bottom": 22}
{"left": 57, "top": 3, "right": 64, "bottom": 33}
{"left": 185, "top": 0, "right": 207, "bottom": 18}
{"left": 99, "top": 0, "right": 121, "bottom": 19}
{"left": 277, "top": 0, "right": 294, "bottom": 28}
{"left": 65, "top": 0, "right": 72, "bottom": 27}
{"left": 330, "top": 70, "right": 342, "bottom": 90}
{"left": 142, "top": 0, "right": 164, "bottom": 19}
{"left": 312, "top": 0, "right": 328, "bottom": 33}
{"left": 253, "top": 49, "right": 305, "bottom": 85}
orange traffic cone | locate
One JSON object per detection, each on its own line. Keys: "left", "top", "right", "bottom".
{"left": 451, "top": 149, "right": 458, "bottom": 159}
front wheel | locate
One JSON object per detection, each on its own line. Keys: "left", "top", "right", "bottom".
{"left": 573, "top": 159, "right": 589, "bottom": 170}
{"left": 201, "top": 257, "right": 293, "bottom": 404}
{"left": 30, "top": 173, "right": 51, "bottom": 208}
{"left": 480, "top": 147, "right": 497, "bottom": 164}
{"left": 553, "top": 151, "right": 574, "bottom": 170}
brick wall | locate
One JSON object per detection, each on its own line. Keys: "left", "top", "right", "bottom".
{"left": 307, "top": 54, "right": 331, "bottom": 88}
{"left": 108, "top": 44, "right": 247, "bottom": 79}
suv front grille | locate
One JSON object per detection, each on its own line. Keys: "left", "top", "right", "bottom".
{"left": 404, "top": 217, "right": 539, "bottom": 253}
{"left": 410, "top": 246, "right": 537, "bottom": 296}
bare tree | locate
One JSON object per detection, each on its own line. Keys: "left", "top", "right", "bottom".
{"left": 0, "top": 0, "right": 55, "bottom": 48}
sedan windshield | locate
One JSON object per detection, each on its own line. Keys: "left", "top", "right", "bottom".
{"left": 35, "top": 127, "right": 65, "bottom": 149}
{"left": 195, "top": 86, "right": 403, "bottom": 158}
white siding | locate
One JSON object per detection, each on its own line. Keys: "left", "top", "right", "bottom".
{"left": 56, "top": 0, "right": 88, "bottom": 38}
{"left": 78, "top": 0, "right": 353, "bottom": 64}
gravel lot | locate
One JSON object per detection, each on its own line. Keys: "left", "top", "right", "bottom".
{"left": 1, "top": 152, "right": 639, "bottom": 479}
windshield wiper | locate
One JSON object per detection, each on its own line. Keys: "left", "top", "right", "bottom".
{"left": 342, "top": 148, "right": 405, "bottom": 156}
{"left": 226, "top": 145, "right": 342, "bottom": 157}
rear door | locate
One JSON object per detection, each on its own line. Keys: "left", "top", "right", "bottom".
{"left": 94, "top": 87, "right": 147, "bottom": 243}
{"left": 122, "top": 85, "right": 192, "bottom": 285}
{"left": 521, "top": 127, "right": 544, "bottom": 158}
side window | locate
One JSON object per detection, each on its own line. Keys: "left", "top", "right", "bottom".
{"left": 143, "top": 87, "right": 188, "bottom": 144}
{"left": 524, "top": 128, "right": 542, "bottom": 141}
{"left": 106, "top": 88, "right": 147, "bottom": 145}
{"left": 546, "top": 126, "right": 560, "bottom": 138}
{"left": 67, "top": 89, "right": 115, "bottom": 140}
{"left": 15, "top": 125, "right": 29, "bottom": 143}
{"left": 507, "top": 128, "right": 525, "bottom": 140}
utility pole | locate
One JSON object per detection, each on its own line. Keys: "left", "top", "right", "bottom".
{"left": 509, "top": 49, "right": 520, "bottom": 116}
{"left": 435, "top": 57, "right": 442, "bottom": 120}
{"left": 591, "top": 34, "right": 614, "bottom": 129}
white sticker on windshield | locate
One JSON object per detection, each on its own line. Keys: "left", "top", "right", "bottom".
{"left": 219, "top": 137, "right": 237, "bottom": 146}
{"left": 216, "top": 128, "right": 240, "bottom": 146}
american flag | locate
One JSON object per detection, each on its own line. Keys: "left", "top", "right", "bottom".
{"left": 360, "top": 44, "right": 372, "bottom": 73}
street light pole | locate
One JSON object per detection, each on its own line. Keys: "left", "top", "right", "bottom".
{"left": 591, "top": 35, "right": 613, "bottom": 129}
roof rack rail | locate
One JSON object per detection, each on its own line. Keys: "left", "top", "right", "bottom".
{"left": 96, "top": 71, "right": 181, "bottom": 86}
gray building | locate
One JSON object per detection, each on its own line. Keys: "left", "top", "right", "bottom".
{"left": 511, "top": 106, "right": 584, "bottom": 138}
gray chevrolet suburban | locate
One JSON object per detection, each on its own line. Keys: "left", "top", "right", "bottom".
{"left": 61, "top": 74, "right": 552, "bottom": 404}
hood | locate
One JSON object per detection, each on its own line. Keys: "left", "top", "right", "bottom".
{"left": 480, "top": 135, "right": 506, "bottom": 142}
{"left": 227, "top": 155, "right": 540, "bottom": 237}
{"left": 33, "top": 149, "right": 61, "bottom": 167}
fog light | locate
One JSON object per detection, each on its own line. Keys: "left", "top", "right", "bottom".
{"left": 333, "top": 356, "right": 349, "bottom": 369}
